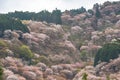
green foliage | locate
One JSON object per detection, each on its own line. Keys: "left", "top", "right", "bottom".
{"left": 7, "top": 42, "right": 32, "bottom": 60}
{"left": 88, "top": 9, "right": 94, "bottom": 15}
{"left": 37, "top": 9, "right": 62, "bottom": 24}
{"left": 82, "top": 73, "right": 88, "bottom": 80}
{"left": 0, "top": 49, "right": 9, "bottom": 58}
{"left": 17, "top": 45, "right": 34, "bottom": 61}
{"left": 75, "top": 68, "right": 81, "bottom": 73}
{"left": 0, "top": 14, "right": 29, "bottom": 36}
{"left": 6, "top": 7, "right": 86, "bottom": 24}
{"left": 0, "top": 40, "right": 7, "bottom": 48}
{"left": 94, "top": 3, "right": 102, "bottom": 18}
{"left": 51, "top": 8, "right": 62, "bottom": 24}
{"left": 70, "top": 7, "right": 86, "bottom": 16}
{"left": 7, "top": 9, "right": 62, "bottom": 24}
{"left": 106, "top": 74, "right": 110, "bottom": 80}
{"left": 0, "top": 66, "right": 3, "bottom": 80}
{"left": 38, "top": 56, "right": 50, "bottom": 65}
{"left": 6, "top": 40, "right": 31, "bottom": 60}
{"left": 32, "top": 56, "right": 50, "bottom": 66}
{"left": 68, "top": 33, "right": 83, "bottom": 50}
{"left": 36, "top": 10, "right": 51, "bottom": 23}
{"left": 0, "top": 40, "right": 8, "bottom": 58}
{"left": 8, "top": 11, "right": 35, "bottom": 20}
{"left": 12, "top": 44, "right": 34, "bottom": 64}
{"left": 94, "top": 42, "right": 120, "bottom": 66}
{"left": 116, "top": 10, "right": 120, "bottom": 15}
{"left": 80, "top": 51, "right": 88, "bottom": 61}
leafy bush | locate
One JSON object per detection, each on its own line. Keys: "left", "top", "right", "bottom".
{"left": 7, "top": 42, "right": 33, "bottom": 61}
{"left": 82, "top": 73, "right": 88, "bottom": 80}
{"left": 18, "top": 45, "right": 34, "bottom": 61}
{"left": 7, "top": 43, "right": 34, "bottom": 64}
{"left": 94, "top": 42, "right": 120, "bottom": 66}
{"left": 0, "top": 40, "right": 7, "bottom": 48}
{"left": 0, "top": 49, "right": 9, "bottom": 58}
{"left": 68, "top": 34, "right": 83, "bottom": 49}
{"left": 0, "top": 40, "right": 8, "bottom": 58}
{"left": 80, "top": 51, "right": 88, "bottom": 61}
{"left": 0, "top": 66, "right": 3, "bottom": 80}
{"left": 32, "top": 56, "right": 50, "bottom": 66}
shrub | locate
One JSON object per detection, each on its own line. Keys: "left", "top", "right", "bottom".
{"left": 0, "top": 40, "right": 8, "bottom": 58}
{"left": 94, "top": 41, "right": 120, "bottom": 66}
{"left": 80, "top": 51, "right": 88, "bottom": 61}
{"left": 0, "top": 49, "right": 9, "bottom": 58}
{"left": 38, "top": 56, "right": 50, "bottom": 65}
{"left": 18, "top": 45, "right": 34, "bottom": 61}
{"left": 106, "top": 74, "right": 110, "bottom": 80}
{"left": 0, "top": 66, "right": 3, "bottom": 80}
{"left": 0, "top": 40, "right": 7, "bottom": 48}
{"left": 8, "top": 43, "right": 34, "bottom": 62}
{"left": 32, "top": 56, "right": 50, "bottom": 66}
{"left": 94, "top": 3, "right": 102, "bottom": 18}
{"left": 82, "top": 73, "right": 88, "bottom": 80}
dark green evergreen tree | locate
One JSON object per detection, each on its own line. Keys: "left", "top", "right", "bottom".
{"left": 94, "top": 3, "right": 102, "bottom": 18}
{"left": 36, "top": 10, "right": 51, "bottom": 23}
{"left": 88, "top": 9, "right": 94, "bottom": 15}
{"left": 70, "top": 7, "right": 86, "bottom": 16}
{"left": 8, "top": 11, "right": 35, "bottom": 20}
{"left": 94, "top": 41, "right": 120, "bottom": 66}
{"left": 51, "top": 8, "right": 62, "bottom": 24}
{"left": 0, "top": 14, "right": 29, "bottom": 36}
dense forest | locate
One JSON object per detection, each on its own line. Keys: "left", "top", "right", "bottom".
{"left": 0, "top": 7, "right": 88, "bottom": 36}
{"left": 0, "top": 14, "right": 29, "bottom": 36}
{"left": 6, "top": 7, "right": 87, "bottom": 24}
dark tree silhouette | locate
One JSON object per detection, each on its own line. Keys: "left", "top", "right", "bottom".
{"left": 0, "top": 14, "right": 29, "bottom": 36}
{"left": 94, "top": 41, "right": 120, "bottom": 66}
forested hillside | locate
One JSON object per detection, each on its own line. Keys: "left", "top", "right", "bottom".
{"left": 0, "top": 1, "right": 120, "bottom": 80}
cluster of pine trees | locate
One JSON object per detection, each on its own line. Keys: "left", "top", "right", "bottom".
{"left": 7, "top": 8, "right": 62, "bottom": 24}
{"left": 0, "top": 14, "right": 29, "bottom": 36}
{"left": 7, "top": 7, "right": 87, "bottom": 24}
